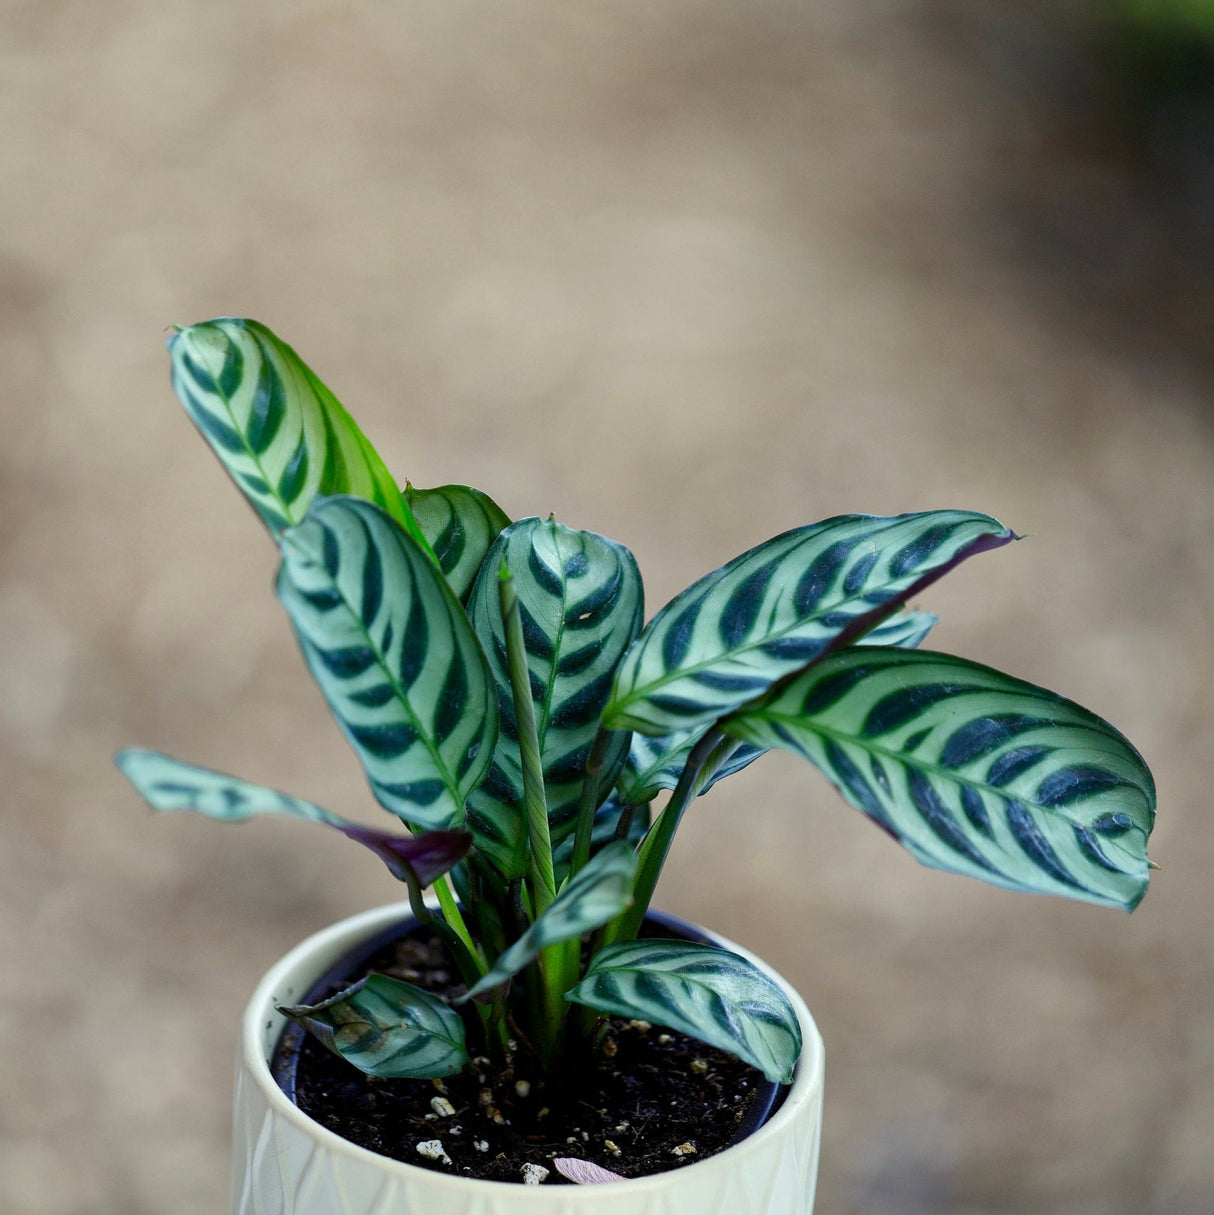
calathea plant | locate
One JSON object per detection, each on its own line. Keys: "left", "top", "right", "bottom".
{"left": 118, "top": 318, "right": 1156, "bottom": 1098}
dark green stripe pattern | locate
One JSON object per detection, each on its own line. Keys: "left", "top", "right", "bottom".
{"left": 113, "top": 749, "right": 470, "bottom": 885}
{"left": 465, "top": 518, "right": 643, "bottom": 877}
{"left": 565, "top": 940, "right": 802, "bottom": 1085}
{"left": 276, "top": 496, "right": 498, "bottom": 831}
{"left": 404, "top": 483, "right": 511, "bottom": 602}
{"left": 605, "top": 511, "right": 1013, "bottom": 736}
{"left": 723, "top": 647, "right": 1156, "bottom": 910}
{"left": 169, "top": 318, "right": 430, "bottom": 552}
{"left": 279, "top": 973, "right": 469, "bottom": 1079}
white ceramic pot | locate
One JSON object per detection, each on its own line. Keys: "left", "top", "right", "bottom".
{"left": 233, "top": 903, "right": 824, "bottom": 1214}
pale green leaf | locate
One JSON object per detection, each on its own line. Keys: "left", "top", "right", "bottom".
{"left": 605, "top": 511, "right": 1013, "bottom": 736}
{"left": 723, "top": 647, "right": 1156, "bottom": 910}
{"left": 276, "top": 496, "right": 497, "bottom": 830}
{"left": 566, "top": 939, "right": 802, "bottom": 1084}
{"left": 404, "top": 483, "right": 511, "bottom": 602}
{"left": 279, "top": 973, "right": 468, "bottom": 1079}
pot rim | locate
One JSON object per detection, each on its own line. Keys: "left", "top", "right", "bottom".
{"left": 241, "top": 902, "right": 824, "bottom": 1196}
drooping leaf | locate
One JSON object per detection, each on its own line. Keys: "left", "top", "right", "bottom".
{"left": 168, "top": 318, "right": 432, "bottom": 555}
{"left": 616, "top": 730, "right": 764, "bottom": 806}
{"left": 459, "top": 841, "right": 637, "bottom": 1002}
{"left": 465, "top": 518, "right": 643, "bottom": 877}
{"left": 276, "top": 495, "right": 498, "bottom": 831}
{"left": 723, "top": 647, "right": 1156, "bottom": 910}
{"left": 114, "top": 749, "right": 471, "bottom": 885}
{"left": 604, "top": 511, "right": 1014, "bottom": 736}
{"left": 279, "top": 973, "right": 468, "bottom": 1079}
{"left": 565, "top": 939, "right": 802, "bottom": 1085}
{"left": 404, "top": 483, "right": 511, "bottom": 602}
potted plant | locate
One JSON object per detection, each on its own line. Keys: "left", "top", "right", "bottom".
{"left": 118, "top": 318, "right": 1156, "bottom": 1215}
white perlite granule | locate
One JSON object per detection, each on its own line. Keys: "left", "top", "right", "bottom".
{"left": 416, "top": 1140, "right": 451, "bottom": 1165}
{"left": 521, "top": 1163, "right": 550, "bottom": 1185}
{"left": 430, "top": 1096, "right": 456, "bottom": 1117}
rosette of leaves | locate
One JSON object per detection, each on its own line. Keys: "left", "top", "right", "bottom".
{"left": 119, "top": 317, "right": 1157, "bottom": 1091}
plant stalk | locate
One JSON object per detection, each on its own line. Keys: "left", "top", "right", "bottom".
{"left": 568, "top": 726, "right": 615, "bottom": 876}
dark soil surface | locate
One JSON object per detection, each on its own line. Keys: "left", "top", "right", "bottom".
{"left": 285, "top": 929, "right": 772, "bottom": 1184}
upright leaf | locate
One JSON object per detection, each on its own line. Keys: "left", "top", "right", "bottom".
{"left": 566, "top": 940, "right": 802, "bottom": 1085}
{"left": 604, "top": 511, "right": 1013, "bottom": 736}
{"left": 459, "top": 841, "right": 637, "bottom": 1001}
{"left": 277, "top": 496, "right": 497, "bottom": 830}
{"left": 280, "top": 973, "right": 468, "bottom": 1079}
{"left": 169, "top": 318, "right": 432, "bottom": 554}
{"left": 465, "top": 518, "right": 643, "bottom": 876}
{"left": 723, "top": 647, "right": 1156, "bottom": 909}
{"left": 404, "top": 483, "right": 511, "bottom": 601}
{"left": 114, "top": 748, "right": 471, "bottom": 884}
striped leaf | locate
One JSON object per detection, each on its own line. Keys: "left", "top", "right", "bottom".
{"left": 617, "top": 730, "right": 764, "bottom": 806}
{"left": 723, "top": 647, "right": 1156, "bottom": 910}
{"left": 614, "top": 607, "right": 939, "bottom": 804}
{"left": 566, "top": 940, "right": 802, "bottom": 1084}
{"left": 115, "top": 749, "right": 472, "bottom": 885}
{"left": 465, "top": 518, "right": 643, "bottom": 876}
{"left": 460, "top": 841, "right": 637, "bottom": 1002}
{"left": 604, "top": 511, "right": 1013, "bottom": 736}
{"left": 169, "top": 318, "right": 432, "bottom": 554}
{"left": 279, "top": 973, "right": 468, "bottom": 1079}
{"left": 276, "top": 496, "right": 497, "bottom": 831}
{"left": 404, "top": 483, "right": 511, "bottom": 602}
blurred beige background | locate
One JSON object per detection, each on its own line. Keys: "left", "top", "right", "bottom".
{"left": 3, "top": 3, "right": 1212, "bottom": 1213}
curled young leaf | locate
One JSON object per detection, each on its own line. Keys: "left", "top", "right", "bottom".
{"left": 279, "top": 973, "right": 468, "bottom": 1079}
{"left": 404, "top": 483, "right": 511, "bottom": 602}
{"left": 169, "top": 318, "right": 432, "bottom": 555}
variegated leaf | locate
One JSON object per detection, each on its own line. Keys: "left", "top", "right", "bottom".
{"left": 616, "top": 730, "right": 764, "bottom": 806}
{"left": 604, "top": 511, "right": 1013, "bottom": 736}
{"left": 114, "top": 748, "right": 471, "bottom": 884}
{"left": 614, "top": 608, "right": 937, "bottom": 805}
{"left": 279, "top": 973, "right": 468, "bottom": 1079}
{"left": 404, "top": 483, "right": 511, "bottom": 601}
{"left": 459, "top": 841, "right": 637, "bottom": 1001}
{"left": 465, "top": 518, "right": 643, "bottom": 877}
{"left": 277, "top": 496, "right": 497, "bottom": 830}
{"left": 723, "top": 647, "right": 1155, "bottom": 910}
{"left": 169, "top": 318, "right": 431, "bottom": 553}
{"left": 566, "top": 940, "right": 802, "bottom": 1084}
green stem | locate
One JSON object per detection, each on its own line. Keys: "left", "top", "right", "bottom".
{"left": 433, "top": 875, "right": 481, "bottom": 971}
{"left": 498, "top": 564, "right": 556, "bottom": 914}
{"left": 603, "top": 728, "right": 731, "bottom": 944}
{"left": 569, "top": 726, "right": 614, "bottom": 876}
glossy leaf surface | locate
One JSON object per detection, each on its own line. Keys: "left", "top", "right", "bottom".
{"left": 277, "top": 496, "right": 497, "bottom": 830}
{"left": 566, "top": 939, "right": 802, "bottom": 1084}
{"left": 404, "top": 483, "right": 511, "bottom": 601}
{"left": 460, "top": 841, "right": 637, "bottom": 1001}
{"left": 168, "top": 318, "right": 430, "bottom": 552}
{"left": 465, "top": 518, "right": 643, "bottom": 876}
{"left": 605, "top": 511, "right": 1013, "bottom": 736}
{"left": 114, "top": 749, "right": 471, "bottom": 884}
{"left": 279, "top": 973, "right": 468, "bottom": 1079}
{"left": 724, "top": 647, "right": 1156, "bottom": 909}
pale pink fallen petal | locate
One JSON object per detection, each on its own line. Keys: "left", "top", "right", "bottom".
{"left": 552, "top": 1157, "right": 628, "bottom": 1185}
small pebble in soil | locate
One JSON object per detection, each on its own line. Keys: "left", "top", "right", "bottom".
{"left": 604, "top": 1139, "right": 622, "bottom": 1156}
{"left": 474, "top": 1140, "right": 489, "bottom": 1153}
{"left": 514, "top": 1080, "right": 531, "bottom": 1098}
{"left": 521, "top": 1163, "right": 549, "bottom": 1185}
{"left": 671, "top": 1143, "right": 697, "bottom": 1158}
{"left": 602, "top": 1039, "right": 618, "bottom": 1058}
{"left": 689, "top": 1058, "right": 708, "bottom": 1075}
{"left": 416, "top": 1140, "right": 451, "bottom": 1166}
{"left": 658, "top": 1034, "right": 672, "bottom": 1045}
{"left": 626, "top": 1020, "right": 651, "bottom": 1032}
{"left": 431, "top": 1096, "right": 456, "bottom": 1117}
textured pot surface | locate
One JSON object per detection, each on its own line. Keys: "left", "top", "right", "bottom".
{"left": 233, "top": 903, "right": 824, "bottom": 1215}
